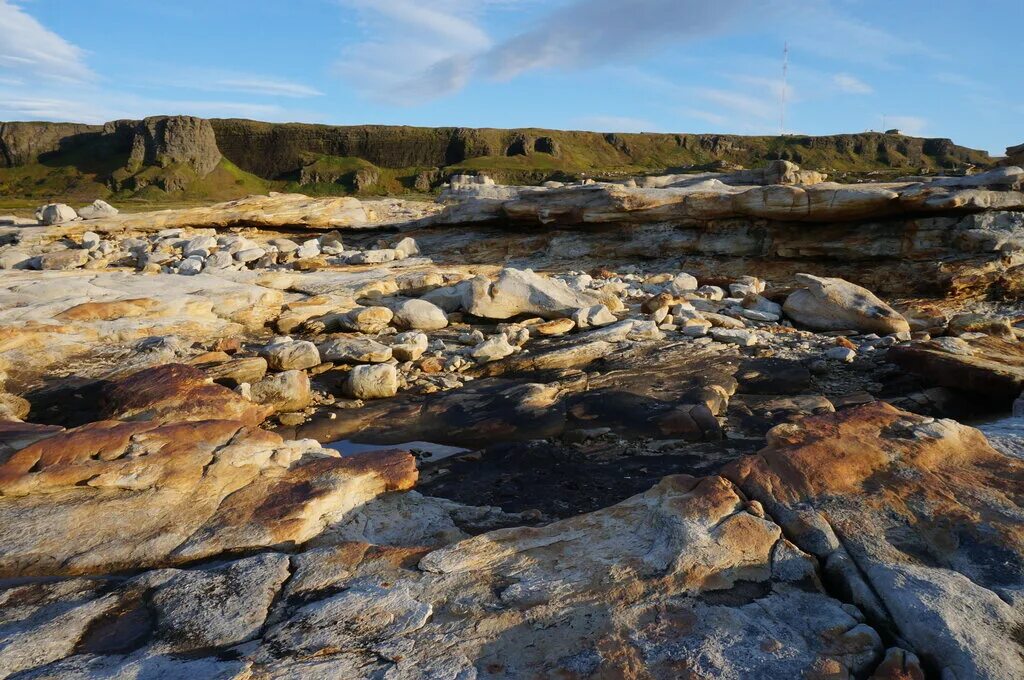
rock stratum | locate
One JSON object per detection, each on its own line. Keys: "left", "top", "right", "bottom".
{"left": 0, "top": 157, "right": 1023, "bottom": 678}
{"left": 0, "top": 115, "right": 994, "bottom": 201}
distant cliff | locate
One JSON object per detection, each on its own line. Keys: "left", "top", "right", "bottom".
{"left": 0, "top": 115, "right": 995, "bottom": 201}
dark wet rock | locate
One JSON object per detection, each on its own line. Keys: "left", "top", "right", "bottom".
{"left": 889, "top": 335, "right": 1024, "bottom": 405}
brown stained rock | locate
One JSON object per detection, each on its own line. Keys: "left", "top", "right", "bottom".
{"left": 724, "top": 402, "right": 1024, "bottom": 680}
{"left": 54, "top": 297, "right": 162, "bottom": 322}
{"left": 250, "top": 474, "right": 881, "bottom": 678}
{"left": 100, "top": 363, "right": 272, "bottom": 427}
{"left": 199, "top": 356, "right": 269, "bottom": 387}
{"left": 888, "top": 335, "right": 1024, "bottom": 403}
{"left": 0, "top": 419, "right": 417, "bottom": 576}
{"left": 0, "top": 453, "right": 882, "bottom": 677}
{"left": 870, "top": 648, "right": 926, "bottom": 680}
{"left": 0, "top": 420, "right": 63, "bottom": 462}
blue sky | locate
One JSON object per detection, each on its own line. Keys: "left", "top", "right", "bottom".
{"left": 1, "top": 0, "right": 1020, "bottom": 155}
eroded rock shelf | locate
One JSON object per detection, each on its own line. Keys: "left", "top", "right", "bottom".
{"left": 0, "top": 164, "right": 1022, "bottom": 679}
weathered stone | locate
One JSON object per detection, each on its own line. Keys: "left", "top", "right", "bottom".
{"left": 149, "top": 552, "right": 290, "bottom": 651}
{"left": 34, "top": 250, "right": 90, "bottom": 271}
{"left": 318, "top": 336, "right": 393, "bottom": 364}
{"left": 37, "top": 203, "right": 78, "bottom": 225}
{"left": 345, "top": 364, "right": 398, "bottom": 399}
{"left": 198, "top": 357, "right": 268, "bottom": 387}
{"left": 534, "top": 318, "right": 575, "bottom": 336}
{"left": 471, "top": 335, "right": 517, "bottom": 363}
{"left": 256, "top": 475, "right": 881, "bottom": 678}
{"left": 260, "top": 339, "right": 321, "bottom": 371}
{"left": 463, "top": 268, "right": 605, "bottom": 320}
{"left": 725, "top": 403, "right": 1024, "bottom": 680}
{"left": 390, "top": 331, "right": 428, "bottom": 362}
{"left": 389, "top": 298, "right": 448, "bottom": 331}
{"left": 100, "top": 363, "right": 270, "bottom": 427}
{"left": 0, "top": 422, "right": 417, "bottom": 576}
{"left": 947, "top": 312, "right": 1015, "bottom": 340}
{"left": 250, "top": 369, "right": 312, "bottom": 412}
{"left": 571, "top": 303, "right": 617, "bottom": 329}
{"left": 76, "top": 199, "right": 118, "bottom": 220}
{"left": 339, "top": 306, "right": 394, "bottom": 334}
{"left": 784, "top": 273, "right": 910, "bottom": 334}
{"left": 889, "top": 335, "right": 1024, "bottom": 403}
{"left": 711, "top": 327, "right": 758, "bottom": 346}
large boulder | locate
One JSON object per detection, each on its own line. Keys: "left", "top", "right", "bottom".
{"left": 463, "top": 268, "right": 606, "bottom": 320}
{"left": 76, "top": 199, "right": 118, "bottom": 220}
{"left": 783, "top": 273, "right": 910, "bottom": 334}
{"left": 389, "top": 299, "right": 448, "bottom": 331}
{"left": 36, "top": 203, "right": 78, "bottom": 225}
{"left": 344, "top": 364, "right": 398, "bottom": 399}
{"left": 725, "top": 403, "right": 1024, "bottom": 680}
{"left": 317, "top": 336, "right": 393, "bottom": 364}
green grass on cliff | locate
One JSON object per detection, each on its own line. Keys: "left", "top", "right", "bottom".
{"left": 1, "top": 121, "right": 993, "bottom": 207}
{"left": 0, "top": 157, "right": 269, "bottom": 211}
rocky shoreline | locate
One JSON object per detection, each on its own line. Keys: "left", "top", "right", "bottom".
{"left": 0, "top": 163, "right": 1022, "bottom": 678}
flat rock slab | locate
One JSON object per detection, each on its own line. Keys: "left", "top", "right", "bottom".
{"left": 725, "top": 402, "right": 1024, "bottom": 680}
{"left": 0, "top": 419, "right": 417, "bottom": 576}
{"left": 6, "top": 474, "right": 885, "bottom": 678}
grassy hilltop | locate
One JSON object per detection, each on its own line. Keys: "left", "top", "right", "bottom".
{"left": 0, "top": 116, "right": 993, "bottom": 209}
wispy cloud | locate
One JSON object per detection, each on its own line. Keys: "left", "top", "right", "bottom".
{"left": 482, "top": 0, "right": 752, "bottom": 80}
{"left": 0, "top": 0, "right": 93, "bottom": 83}
{"left": 832, "top": 73, "right": 873, "bottom": 94}
{"left": 0, "top": 86, "right": 313, "bottom": 125}
{"left": 213, "top": 78, "right": 323, "bottom": 98}
{"left": 336, "top": 0, "right": 755, "bottom": 104}
{"left": 335, "top": 0, "right": 494, "bottom": 104}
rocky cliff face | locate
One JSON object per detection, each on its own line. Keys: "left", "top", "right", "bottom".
{"left": 112, "top": 116, "right": 222, "bottom": 177}
{"left": 0, "top": 121, "right": 103, "bottom": 167}
{"left": 1004, "top": 142, "right": 1024, "bottom": 167}
{"left": 209, "top": 118, "right": 991, "bottom": 179}
{"left": 0, "top": 116, "right": 993, "bottom": 190}
{"left": 0, "top": 116, "right": 223, "bottom": 195}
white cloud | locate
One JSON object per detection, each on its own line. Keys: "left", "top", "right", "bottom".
{"left": 0, "top": 86, "right": 311, "bottom": 124}
{"left": 213, "top": 78, "right": 323, "bottom": 98}
{"left": 0, "top": 1, "right": 93, "bottom": 83}
{"left": 335, "top": 0, "right": 494, "bottom": 104}
{"left": 572, "top": 115, "right": 659, "bottom": 132}
{"left": 336, "top": 0, "right": 754, "bottom": 104}
{"left": 483, "top": 0, "right": 751, "bottom": 81}
{"left": 833, "top": 73, "right": 873, "bottom": 94}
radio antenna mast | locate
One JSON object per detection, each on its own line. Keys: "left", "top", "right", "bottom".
{"left": 780, "top": 42, "right": 789, "bottom": 136}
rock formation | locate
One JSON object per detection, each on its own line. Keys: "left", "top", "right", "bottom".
{"left": 1, "top": 153, "right": 1023, "bottom": 677}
